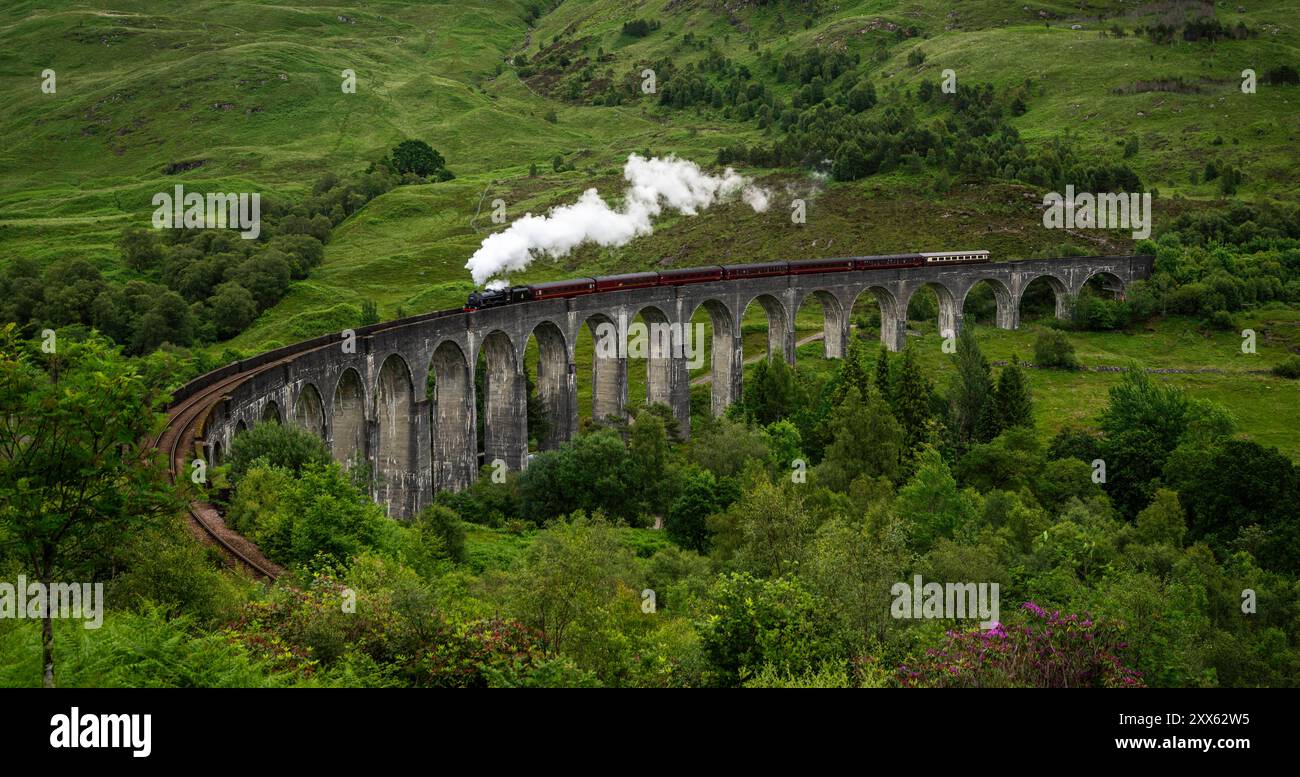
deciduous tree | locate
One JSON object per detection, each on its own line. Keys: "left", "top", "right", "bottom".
{"left": 0, "top": 329, "right": 176, "bottom": 686}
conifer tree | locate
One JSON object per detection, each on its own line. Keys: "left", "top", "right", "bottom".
{"left": 818, "top": 385, "right": 903, "bottom": 491}
{"left": 742, "top": 356, "right": 798, "bottom": 425}
{"left": 995, "top": 357, "right": 1034, "bottom": 431}
{"left": 892, "top": 344, "right": 933, "bottom": 452}
{"left": 875, "top": 345, "right": 892, "bottom": 399}
{"left": 831, "top": 337, "right": 870, "bottom": 408}
{"left": 948, "top": 327, "right": 996, "bottom": 451}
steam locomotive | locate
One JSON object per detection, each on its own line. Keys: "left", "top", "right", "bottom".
{"left": 464, "top": 250, "right": 989, "bottom": 311}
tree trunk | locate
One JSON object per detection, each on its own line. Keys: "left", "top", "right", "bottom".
{"left": 41, "top": 560, "right": 55, "bottom": 688}
{"left": 42, "top": 612, "right": 55, "bottom": 688}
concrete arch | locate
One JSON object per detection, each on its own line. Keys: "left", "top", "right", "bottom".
{"left": 853, "top": 285, "right": 906, "bottom": 351}
{"left": 796, "top": 288, "right": 848, "bottom": 359}
{"left": 261, "top": 400, "right": 281, "bottom": 424}
{"left": 740, "top": 292, "right": 793, "bottom": 364}
{"left": 293, "top": 383, "right": 326, "bottom": 439}
{"left": 235, "top": 419, "right": 248, "bottom": 435}
{"left": 514, "top": 317, "right": 566, "bottom": 365}
{"left": 375, "top": 353, "right": 415, "bottom": 515}
{"left": 1078, "top": 269, "right": 1126, "bottom": 299}
{"left": 902, "top": 281, "right": 960, "bottom": 339}
{"left": 689, "top": 298, "right": 741, "bottom": 417}
{"left": 959, "top": 276, "right": 1016, "bottom": 330}
{"left": 581, "top": 311, "right": 627, "bottom": 424}
{"left": 631, "top": 304, "right": 675, "bottom": 410}
{"left": 1018, "top": 273, "right": 1070, "bottom": 320}
{"left": 429, "top": 339, "right": 476, "bottom": 491}
{"left": 528, "top": 320, "right": 572, "bottom": 450}
{"left": 331, "top": 368, "right": 366, "bottom": 468}
{"left": 210, "top": 440, "right": 223, "bottom": 466}
{"left": 479, "top": 330, "right": 527, "bottom": 471}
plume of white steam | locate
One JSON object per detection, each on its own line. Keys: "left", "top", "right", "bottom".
{"left": 466, "top": 154, "right": 771, "bottom": 286}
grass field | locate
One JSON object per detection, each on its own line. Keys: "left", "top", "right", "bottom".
{"left": 642, "top": 306, "right": 1300, "bottom": 460}
{"left": 894, "top": 310, "right": 1300, "bottom": 458}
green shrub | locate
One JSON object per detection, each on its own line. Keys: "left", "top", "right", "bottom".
{"left": 111, "top": 524, "right": 252, "bottom": 627}
{"left": 621, "top": 19, "right": 658, "bottom": 38}
{"left": 227, "top": 421, "right": 330, "bottom": 482}
{"left": 518, "top": 430, "right": 640, "bottom": 522}
{"left": 1033, "top": 329, "right": 1079, "bottom": 369}
{"left": 697, "top": 572, "right": 841, "bottom": 687}
{"left": 1271, "top": 356, "right": 1300, "bottom": 379}
{"left": 424, "top": 618, "right": 549, "bottom": 687}
{"left": 228, "top": 462, "right": 398, "bottom": 567}
{"left": 1206, "top": 309, "right": 1236, "bottom": 331}
{"left": 1071, "top": 294, "right": 1127, "bottom": 330}
{"left": 410, "top": 504, "right": 467, "bottom": 564}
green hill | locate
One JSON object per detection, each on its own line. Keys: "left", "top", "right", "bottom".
{"left": 1, "top": 0, "right": 1297, "bottom": 455}
{"left": 4, "top": 1, "right": 1295, "bottom": 274}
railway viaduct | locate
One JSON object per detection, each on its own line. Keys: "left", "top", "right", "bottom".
{"left": 196, "top": 254, "right": 1153, "bottom": 517}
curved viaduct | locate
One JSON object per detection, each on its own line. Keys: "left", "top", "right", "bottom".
{"left": 186, "top": 255, "right": 1152, "bottom": 517}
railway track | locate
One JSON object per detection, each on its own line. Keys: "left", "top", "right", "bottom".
{"left": 151, "top": 308, "right": 465, "bottom": 581}
{"left": 155, "top": 363, "right": 285, "bottom": 581}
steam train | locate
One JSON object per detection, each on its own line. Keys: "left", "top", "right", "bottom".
{"left": 464, "top": 250, "right": 990, "bottom": 311}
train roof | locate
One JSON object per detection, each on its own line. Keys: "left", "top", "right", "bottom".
{"left": 723, "top": 261, "right": 789, "bottom": 271}
{"left": 788, "top": 257, "right": 856, "bottom": 264}
{"left": 530, "top": 277, "right": 596, "bottom": 290}
{"left": 595, "top": 271, "right": 659, "bottom": 282}
{"left": 785, "top": 254, "right": 924, "bottom": 264}
{"left": 658, "top": 264, "right": 725, "bottom": 274}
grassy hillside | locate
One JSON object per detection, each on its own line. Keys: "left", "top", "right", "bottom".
{"left": 1, "top": 0, "right": 1296, "bottom": 455}
{"left": 0, "top": 1, "right": 688, "bottom": 269}
{"left": 4, "top": 1, "right": 1296, "bottom": 274}
{"left": 523, "top": 0, "right": 1299, "bottom": 197}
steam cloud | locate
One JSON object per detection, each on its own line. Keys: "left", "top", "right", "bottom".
{"left": 466, "top": 154, "right": 771, "bottom": 286}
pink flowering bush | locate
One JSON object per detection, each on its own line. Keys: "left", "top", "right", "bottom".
{"left": 897, "top": 602, "right": 1145, "bottom": 688}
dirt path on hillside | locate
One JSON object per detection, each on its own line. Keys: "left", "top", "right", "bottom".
{"left": 690, "top": 331, "right": 827, "bottom": 386}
